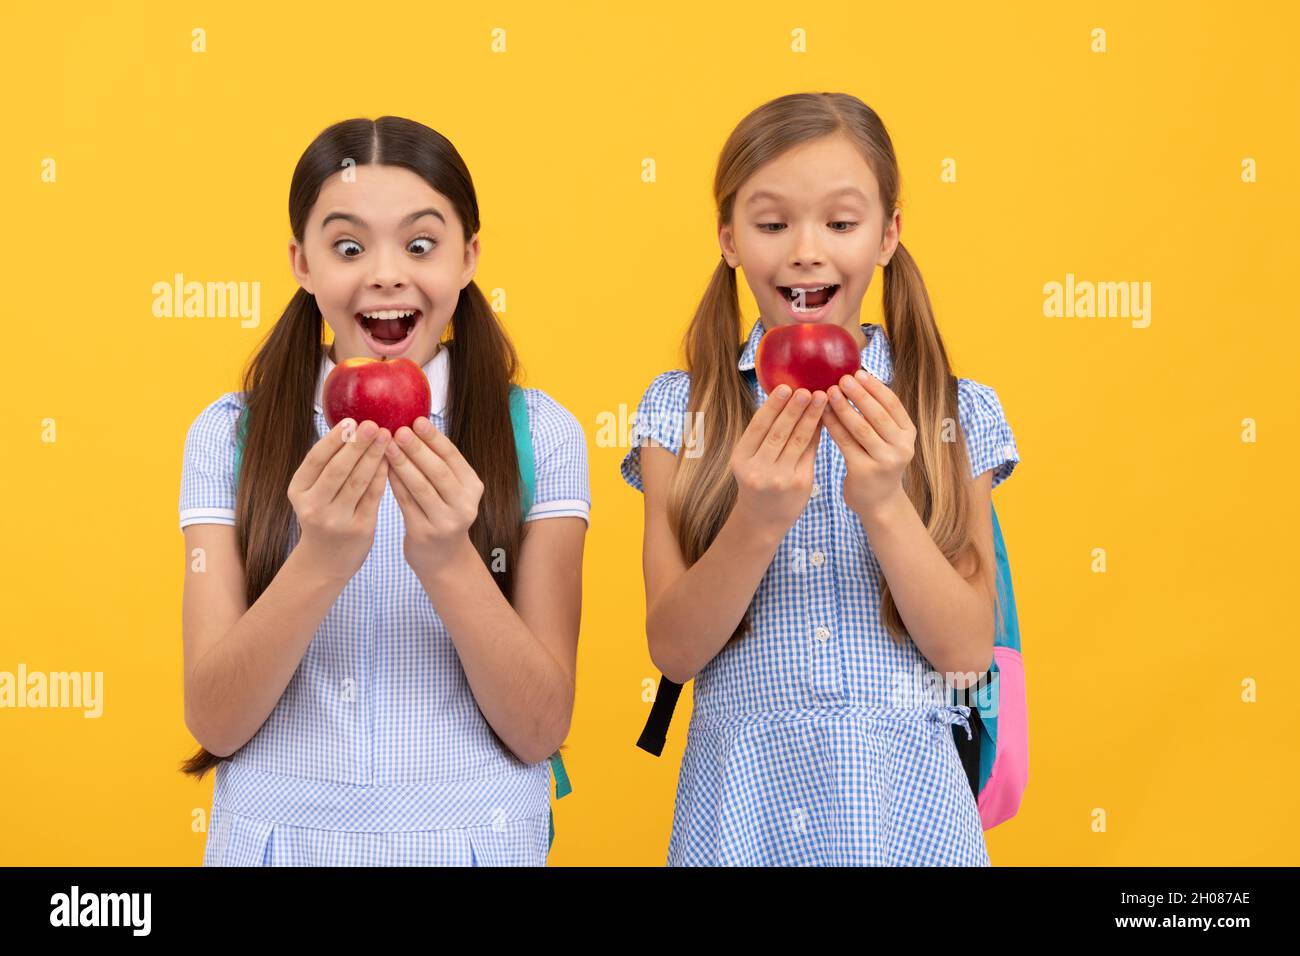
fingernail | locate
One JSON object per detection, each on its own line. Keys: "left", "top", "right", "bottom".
{"left": 377, "top": 430, "right": 390, "bottom": 445}
{"left": 775, "top": 385, "right": 790, "bottom": 398}
{"left": 396, "top": 428, "right": 413, "bottom": 445}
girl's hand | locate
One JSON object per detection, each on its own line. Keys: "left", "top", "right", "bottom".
{"left": 822, "top": 369, "right": 916, "bottom": 519}
{"left": 384, "top": 417, "right": 484, "bottom": 579}
{"left": 730, "top": 384, "right": 827, "bottom": 538}
{"left": 287, "top": 418, "right": 391, "bottom": 584}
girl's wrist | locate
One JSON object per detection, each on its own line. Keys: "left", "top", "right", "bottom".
{"left": 855, "top": 485, "right": 912, "bottom": 533}
{"left": 408, "top": 532, "right": 477, "bottom": 586}
{"left": 290, "top": 537, "right": 359, "bottom": 591}
{"left": 725, "top": 501, "right": 790, "bottom": 553}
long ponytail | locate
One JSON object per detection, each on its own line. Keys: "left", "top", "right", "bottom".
{"left": 181, "top": 116, "right": 528, "bottom": 779}
{"left": 669, "top": 93, "right": 988, "bottom": 651}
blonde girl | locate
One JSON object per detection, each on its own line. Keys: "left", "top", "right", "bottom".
{"left": 621, "top": 93, "right": 1020, "bottom": 865}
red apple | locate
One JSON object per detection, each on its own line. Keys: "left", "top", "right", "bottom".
{"left": 323, "top": 356, "right": 432, "bottom": 435}
{"left": 756, "top": 323, "right": 860, "bottom": 395}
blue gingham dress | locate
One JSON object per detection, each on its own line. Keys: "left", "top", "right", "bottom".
{"left": 179, "top": 344, "right": 590, "bottom": 866}
{"left": 620, "top": 319, "right": 1020, "bottom": 866}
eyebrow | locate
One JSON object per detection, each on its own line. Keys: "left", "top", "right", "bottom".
{"left": 320, "top": 208, "right": 445, "bottom": 231}
{"left": 746, "top": 186, "right": 870, "bottom": 206}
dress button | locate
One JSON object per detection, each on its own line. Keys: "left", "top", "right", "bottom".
{"left": 810, "top": 550, "right": 825, "bottom": 567}
{"left": 341, "top": 677, "right": 356, "bottom": 702}
{"left": 814, "top": 626, "right": 831, "bottom": 643}
{"left": 811, "top": 483, "right": 821, "bottom": 498}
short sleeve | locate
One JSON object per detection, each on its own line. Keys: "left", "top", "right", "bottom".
{"left": 178, "top": 393, "right": 244, "bottom": 529}
{"left": 956, "top": 378, "right": 1020, "bottom": 491}
{"left": 524, "top": 389, "right": 590, "bottom": 525}
{"left": 619, "top": 370, "right": 691, "bottom": 493}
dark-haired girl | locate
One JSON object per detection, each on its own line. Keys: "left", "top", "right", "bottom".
{"left": 179, "top": 117, "right": 588, "bottom": 866}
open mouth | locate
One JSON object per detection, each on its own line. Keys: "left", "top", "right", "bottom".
{"left": 778, "top": 284, "right": 840, "bottom": 312}
{"left": 355, "top": 309, "right": 421, "bottom": 351}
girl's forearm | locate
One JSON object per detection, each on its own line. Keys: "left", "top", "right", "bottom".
{"left": 857, "top": 489, "right": 995, "bottom": 681}
{"left": 646, "top": 509, "right": 785, "bottom": 684}
{"left": 186, "top": 543, "right": 348, "bottom": 757}
{"left": 415, "top": 536, "right": 573, "bottom": 766}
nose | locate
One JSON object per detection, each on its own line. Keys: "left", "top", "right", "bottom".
{"left": 789, "top": 223, "right": 825, "bottom": 269}
{"left": 365, "top": 243, "right": 409, "bottom": 290}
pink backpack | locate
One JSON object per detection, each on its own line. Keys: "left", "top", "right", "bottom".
{"left": 949, "top": 505, "right": 1028, "bottom": 829}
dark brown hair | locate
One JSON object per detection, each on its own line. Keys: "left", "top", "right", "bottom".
{"left": 181, "top": 116, "right": 529, "bottom": 779}
{"left": 671, "top": 92, "right": 991, "bottom": 649}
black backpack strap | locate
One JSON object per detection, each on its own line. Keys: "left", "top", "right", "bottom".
{"left": 638, "top": 363, "right": 748, "bottom": 756}
{"left": 953, "top": 704, "right": 982, "bottom": 798}
{"left": 949, "top": 679, "right": 984, "bottom": 799}
{"left": 636, "top": 676, "right": 684, "bottom": 756}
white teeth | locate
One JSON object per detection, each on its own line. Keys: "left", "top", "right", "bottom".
{"left": 783, "top": 283, "right": 837, "bottom": 310}
{"left": 359, "top": 309, "right": 418, "bottom": 321}
{"left": 781, "top": 284, "right": 835, "bottom": 300}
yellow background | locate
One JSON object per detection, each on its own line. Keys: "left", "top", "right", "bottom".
{"left": 2, "top": 0, "right": 1296, "bottom": 865}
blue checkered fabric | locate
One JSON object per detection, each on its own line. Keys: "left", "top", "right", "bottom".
{"left": 620, "top": 320, "right": 1020, "bottom": 865}
{"left": 180, "top": 345, "right": 589, "bottom": 866}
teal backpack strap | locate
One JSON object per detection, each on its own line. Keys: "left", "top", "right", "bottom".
{"left": 508, "top": 384, "right": 573, "bottom": 851}
{"left": 549, "top": 751, "right": 572, "bottom": 798}
{"left": 508, "top": 385, "right": 536, "bottom": 516}
{"left": 978, "top": 503, "right": 1020, "bottom": 790}
{"left": 547, "top": 751, "right": 573, "bottom": 851}
{"left": 951, "top": 503, "right": 1018, "bottom": 797}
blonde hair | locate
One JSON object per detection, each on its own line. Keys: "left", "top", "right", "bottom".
{"left": 670, "top": 92, "right": 985, "bottom": 648}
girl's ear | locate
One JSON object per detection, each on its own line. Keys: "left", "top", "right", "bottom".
{"left": 878, "top": 208, "right": 901, "bottom": 268}
{"left": 288, "top": 240, "right": 315, "bottom": 295}
{"left": 460, "top": 233, "right": 480, "bottom": 289}
{"left": 718, "top": 223, "right": 739, "bottom": 268}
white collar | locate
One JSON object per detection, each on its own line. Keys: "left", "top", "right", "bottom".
{"left": 313, "top": 343, "right": 451, "bottom": 417}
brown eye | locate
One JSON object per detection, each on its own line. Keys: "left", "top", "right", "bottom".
{"left": 334, "top": 239, "right": 362, "bottom": 258}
